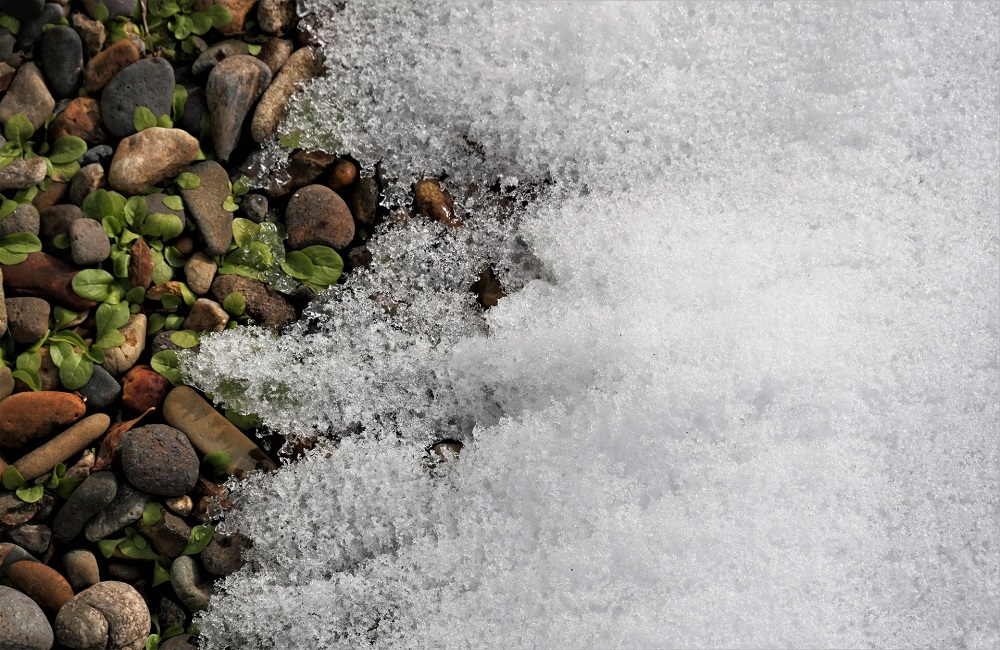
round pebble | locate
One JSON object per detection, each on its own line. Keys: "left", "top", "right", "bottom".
{"left": 69, "top": 217, "right": 111, "bottom": 265}
{"left": 100, "top": 57, "right": 175, "bottom": 138}
{"left": 0, "top": 585, "right": 53, "bottom": 650}
{"left": 55, "top": 581, "right": 149, "bottom": 650}
{"left": 62, "top": 549, "right": 100, "bottom": 592}
{"left": 119, "top": 424, "right": 199, "bottom": 496}
{"left": 0, "top": 204, "right": 40, "bottom": 238}
{"left": 285, "top": 184, "right": 355, "bottom": 250}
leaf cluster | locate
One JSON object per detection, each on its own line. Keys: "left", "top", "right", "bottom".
{"left": 2, "top": 463, "right": 84, "bottom": 503}
{"left": 144, "top": 0, "right": 232, "bottom": 59}
{"left": 0, "top": 114, "right": 86, "bottom": 210}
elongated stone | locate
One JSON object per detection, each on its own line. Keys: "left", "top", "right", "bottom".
{"left": 0, "top": 392, "right": 87, "bottom": 449}
{"left": 13, "top": 414, "right": 111, "bottom": 481}
{"left": 0, "top": 252, "right": 98, "bottom": 311}
{"left": 251, "top": 46, "right": 319, "bottom": 143}
{"left": 108, "top": 127, "right": 201, "bottom": 195}
{"left": 207, "top": 55, "right": 271, "bottom": 161}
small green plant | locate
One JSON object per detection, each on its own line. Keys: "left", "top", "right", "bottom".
{"left": 143, "top": 0, "right": 232, "bottom": 59}
{"left": 145, "top": 614, "right": 185, "bottom": 650}
{"left": 0, "top": 114, "right": 86, "bottom": 204}
{"left": 92, "top": 2, "right": 143, "bottom": 45}
{"left": 2, "top": 463, "right": 85, "bottom": 503}
{"left": 150, "top": 349, "right": 182, "bottom": 385}
{"left": 222, "top": 175, "right": 251, "bottom": 212}
{"left": 0, "top": 232, "right": 43, "bottom": 265}
{"left": 0, "top": 13, "right": 20, "bottom": 34}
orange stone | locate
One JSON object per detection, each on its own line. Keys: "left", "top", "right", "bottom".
{"left": 327, "top": 158, "right": 357, "bottom": 194}
{"left": 122, "top": 365, "right": 172, "bottom": 412}
{"left": 48, "top": 97, "right": 109, "bottom": 144}
{"left": 0, "top": 392, "right": 87, "bottom": 449}
{"left": 6, "top": 560, "right": 74, "bottom": 612}
{"left": 83, "top": 38, "right": 140, "bottom": 93}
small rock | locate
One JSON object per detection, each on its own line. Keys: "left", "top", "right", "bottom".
{"left": 473, "top": 266, "right": 506, "bottom": 308}
{"left": 6, "top": 524, "right": 51, "bottom": 556}
{"left": 0, "top": 204, "right": 40, "bottom": 237}
{"left": 55, "top": 581, "right": 149, "bottom": 650}
{"left": 0, "top": 158, "right": 47, "bottom": 191}
{"left": 0, "top": 585, "right": 53, "bottom": 650}
{"left": 143, "top": 193, "right": 186, "bottom": 233}
{"left": 82, "top": 0, "right": 136, "bottom": 19}
{"left": 328, "top": 158, "right": 357, "bottom": 194}
{"left": 40, "top": 25, "right": 83, "bottom": 98}
{"left": 69, "top": 218, "right": 110, "bottom": 266}
{"left": 169, "top": 555, "right": 213, "bottom": 612}
{"left": 106, "top": 562, "right": 143, "bottom": 583}
{"left": 28, "top": 346, "right": 60, "bottom": 392}
{"left": 201, "top": 532, "right": 249, "bottom": 576}
{"left": 84, "top": 485, "right": 148, "bottom": 542}
{"left": 0, "top": 0, "right": 44, "bottom": 20}
{"left": 150, "top": 331, "right": 183, "bottom": 356}
{"left": 127, "top": 237, "right": 153, "bottom": 290}
{"left": 161, "top": 635, "right": 199, "bottom": 650}
{"left": 143, "top": 508, "right": 190, "bottom": 558}
{"left": 0, "top": 251, "right": 96, "bottom": 311}
{"left": 64, "top": 449, "right": 95, "bottom": 480}
{"left": 192, "top": 39, "right": 249, "bottom": 76}
{"left": 183, "top": 252, "right": 217, "bottom": 295}
{"left": 49, "top": 96, "right": 109, "bottom": 144}
{"left": 119, "top": 424, "right": 199, "bottom": 497}
{"left": 257, "top": 37, "right": 294, "bottom": 75}
{"left": 0, "top": 367, "right": 12, "bottom": 400}
{"left": 285, "top": 184, "right": 355, "bottom": 250}
{"left": 39, "top": 205, "right": 82, "bottom": 245}
{"left": 251, "top": 46, "right": 319, "bottom": 143}
{"left": 69, "top": 163, "right": 105, "bottom": 206}
{"left": 62, "top": 549, "right": 100, "bottom": 592}
{"left": 4, "top": 297, "right": 50, "bottom": 344}
{"left": 201, "top": 0, "right": 255, "bottom": 34}
{"left": 80, "top": 144, "right": 114, "bottom": 167}
{"left": 287, "top": 149, "right": 336, "bottom": 190}
{"left": 344, "top": 245, "right": 372, "bottom": 271}
{"left": 51, "top": 470, "right": 118, "bottom": 541}
{"left": 0, "top": 496, "right": 47, "bottom": 533}
{"left": 179, "top": 161, "right": 234, "bottom": 256}
{"left": 351, "top": 175, "right": 379, "bottom": 225}
{"left": 183, "top": 298, "right": 228, "bottom": 333}
{"left": 210, "top": 274, "right": 295, "bottom": 329}
{"left": 31, "top": 180, "right": 69, "bottom": 212}
{"left": 0, "top": 391, "right": 85, "bottom": 449}
{"left": 414, "top": 178, "right": 461, "bottom": 228}
{"left": 83, "top": 37, "right": 140, "bottom": 94}
{"left": 0, "top": 62, "right": 14, "bottom": 91}
{"left": 71, "top": 12, "right": 106, "bottom": 58}
{"left": 108, "top": 127, "right": 201, "bottom": 195}
{"left": 257, "top": 0, "right": 296, "bottom": 35}
{"left": 177, "top": 85, "right": 208, "bottom": 138}
{"left": 238, "top": 193, "right": 268, "bottom": 223}
{"left": 165, "top": 495, "right": 193, "bottom": 517}
{"left": 11, "top": 414, "right": 111, "bottom": 481}
{"left": 121, "top": 364, "right": 172, "bottom": 413}
{"left": 100, "top": 313, "right": 146, "bottom": 376}
{"left": 100, "top": 56, "right": 175, "bottom": 138}
{"left": 206, "top": 55, "right": 272, "bottom": 161}
{"left": 78, "top": 365, "right": 121, "bottom": 412}
{"left": 0, "top": 63, "right": 55, "bottom": 131}
{"left": 16, "top": 3, "right": 64, "bottom": 53}
{"left": 6, "top": 560, "right": 74, "bottom": 613}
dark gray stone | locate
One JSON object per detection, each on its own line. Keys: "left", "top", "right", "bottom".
{"left": 192, "top": 39, "right": 250, "bottom": 76}
{"left": 79, "top": 363, "right": 120, "bottom": 411}
{"left": 179, "top": 161, "right": 233, "bottom": 256}
{"left": 40, "top": 25, "right": 83, "bottom": 99}
{"left": 80, "top": 143, "right": 114, "bottom": 167}
{"left": 206, "top": 55, "right": 271, "bottom": 161}
{"left": 157, "top": 597, "right": 186, "bottom": 631}
{"left": 100, "top": 57, "right": 174, "bottom": 138}
{"left": 0, "top": 0, "right": 44, "bottom": 20}
{"left": 239, "top": 193, "right": 268, "bottom": 223}
{"left": 150, "top": 330, "right": 183, "bottom": 355}
{"left": 69, "top": 217, "right": 111, "bottom": 265}
{"left": 52, "top": 470, "right": 118, "bottom": 541}
{"left": 178, "top": 86, "right": 208, "bottom": 138}
{"left": 119, "top": 424, "right": 199, "bottom": 496}
{"left": 0, "top": 204, "right": 40, "bottom": 237}
{"left": 6, "top": 524, "right": 52, "bottom": 556}
{"left": 84, "top": 485, "right": 148, "bottom": 542}
{"left": 351, "top": 175, "right": 379, "bottom": 225}
{"left": 16, "top": 2, "right": 62, "bottom": 52}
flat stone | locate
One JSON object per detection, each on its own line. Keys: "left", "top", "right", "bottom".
{"left": 0, "top": 391, "right": 86, "bottom": 449}
{"left": 6, "top": 560, "right": 74, "bottom": 613}
{"left": 183, "top": 252, "right": 216, "bottom": 295}
{"left": 178, "top": 161, "right": 233, "bottom": 256}
{"left": 192, "top": 39, "right": 249, "bottom": 76}
{"left": 119, "top": 424, "right": 199, "bottom": 497}
{"left": 52, "top": 471, "right": 118, "bottom": 541}
{"left": 71, "top": 12, "right": 106, "bottom": 58}
{"left": 12, "top": 414, "right": 110, "bottom": 482}
{"left": 163, "top": 386, "right": 276, "bottom": 478}
{"left": 62, "top": 549, "right": 100, "bottom": 592}
{"left": 83, "top": 37, "right": 140, "bottom": 94}
{"left": 144, "top": 193, "right": 186, "bottom": 232}
{"left": 69, "top": 218, "right": 110, "bottom": 265}
{"left": 0, "top": 63, "right": 54, "bottom": 131}
{"left": 55, "top": 581, "right": 149, "bottom": 650}
{"left": 84, "top": 485, "right": 148, "bottom": 542}
{"left": 108, "top": 127, "right": 201, "bottom": 195}
{"left": 286, "top": 184, "right": 355, "bottom": 250}
{"left": 40, "top": 25, "right": 83, "bottom": 98}
{"left": 4, "top": 296, "right": 49, "bottom": 344}
{"left": 100, "top": 56, "right": 174, "bottom": 138}
{"left": 169, "top": 555, "right": 213, "bottom": 612}
{"left": 69, "top": 163, "right": 105, "bottom": 206}
{"left": 0, "top": 585, "right": 53, "bottom": 650}
{"left": 210, "top": 274, "right": 295, "bottom": 329}
{"left": 49, "top": 96, "right": 109, "bottom": 144}
{"left": 0, "top": 204, "right": 40, "bottom": 237}
{"left": 207, "top": 55, "right": 272, "bottom": 161}
{"left": 78, "top": 364, "right": 120, "bottom": 413}
{"left": 0, "top": 158, "right": 47, "bottom": 191}
{"left": 1, "top": 251, "right": 97, "bottom": 311}
{"left": 127, "top": 237, "right": 153, "bottom": 290}
{"left": 251, "top": 46, "right": 319, "bottom": 143}
{"left": 258, "top": 37, "right": 294, "bottom": 75}
{"left": 257, "top": 0, "right": 296, "bottom": 35}
{"left": 121, "top": 364, "right": 171, "bottom": 413}
{"left": 183, "top": 297, "right": 228, "bottom": 332}
{"left": 6, "top": 524, "right": 51, "bottom": 556}
{"left": 100, "top": 313, "right": 146, "bottom": 377}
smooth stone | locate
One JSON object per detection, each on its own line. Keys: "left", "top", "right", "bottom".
{"left": 84, "top": 485, "right": 148, "bottom": 542}
{"left": 15, "top": 3, "right": 63, "bottom": 54}
{"left": 0, "top": 204, "right": 40, "bottom": 237}
{"left": 258, "top": 37, "right": 294, "bottom": 75}
{"left": 55, "top": 581, "right": 149, "bottom": 650}
{"left": 78, "top": 365, "right": 120, "bottom": 412}
{"left": 12, "top": 414, "right": 110, "bottom": 481}
{"left": 6, "top": 524, "right": 51, "bottom": 556}
{"left": 165, "top": 495, "right": 192, "bottom": 517}
{"left": 178, "top": 161, "right": 233, "bottom": 256}
{"left": 39, "top": 205, "right": 82, "bottom": 245}
{"left": 192, "top": 39, "right": 249, "bottom": 76}
{"left": 351, "top": 175, "right": 379, "bottom": 225}
{"left": 183, "top": 298, "right": 228, "bottom": 332}
{"left": 1, "top": 251, "right": 97, "bottom": 311}
{"left": 157, "top": 596, "right": 185, "bottom": 630}
{"left": 200, "top": 532, "right": 248, "bottom": 576}
{"left": 71, "top": 12, "right": 106, "bottom": 57}
{"left": 0, "top": 391, "right": 85, "bottom": 449}
{"left": 105, "top": 562, "right": 143, "bottom": 583}
{"left": 69, "top": 163, "right": 105, "bottom": 206}
{"left": 143, "top": 508, "right": 190, "bottom": 558}
{"left": 328, "top": 158, "right": 357, "bottom": 194}
{"left": 62, "top": 550, "right": 100, "bottom": 592}
{"left": 0, "top": 158, "right": 47, "bottom": 191}
{"left": 183, "top": 252, "right": 216, "bottom": 295}
{"left": 40, "top": 25, "right": 83, "bottom": 98}
{"left": 108, "top": 127, "right": 201, "bottom": 195}
{"left": 414, "top": 178, "right": 461, "bottom": 228}
{"left": 83, "top": 37, "right": 139, "bottom": 94}
{"left": 257, "top": 0, "right": 296, "bottom": 35}
{"left": 119, "top": 424, "right": 199, "bottom": 497}
{"left": 6, "top": 560, "right": 74, "bottom": 613}
{"left": 169, "top": 556, "right": 213, "bottom": 612}
{"left": 210, "top": 274, "right": 295, "bottom": 329}
{"left": 143, "top": 193, "right": 186, "bottom": 232}
{"left": 0, "top": 367, "right": 12, "bottom": 400}
{"left": 251, "top": 46, "right": 319, "bottom": 143}
{"left": 0, "top": 0, "right": 44, "bottom": 20}
{"left": 80, "top": 144, "right": 114, "bottom": 167}
{"left": 0, "top": 585, "right": 53, "bottom": 650}
{"left": 238, "top": 193, "right": 268, "bottom": 223}
{"left": 69, "top": 218, "right": 110, "bottom": 266}
{"left": 82, "top": 0, "right": 136, "bottom": 18}
{"left": 100, "top": 313, "right": 146, "bottom": 377}
{"left": 100, "top": 57, "right": 174, "bottom": 138}
{"left": 29, "top": 346, "right": 59, "bottom": 392}
{"left": 0, "top": 63, "right": 54, "bottom": 131}
{"left": 121, "top": 364, "right": 171, "bottom": 413}
{"left": 177, "top": 85, "right": 207, "bottom": 138}
{"left": 52, "top": 471, "right": 118, "bottom": 541}
{"left": 286, "top": 184, "right": 355, "bottom": 250}
{"left": 206, "top": 55, "right": 271, "bottom": 161}
{"left": 49, "top": 97, "right": 109, "bottom": 144}
{"left": 163, "top": 386, "right": 277, "bottom": 477}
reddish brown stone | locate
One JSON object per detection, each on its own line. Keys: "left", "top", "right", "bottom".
{"left": 414, "top": 179, "right": 461, "bottom": 228}
{"left": 128, "top": 237, "right": 153, "bottom": 289}
{"left": 49, "top": 97, "right": 109, "bottom": 144}
{"left": 122, "top": 365, "right": 172, "bottom": 413}
{"left": 32, "top": 181, "right": 70, "bottom": 211}
{"left": 286, "top": 149, "right": 336, "bottom": 190}
{"left": 146, "top": 281, "right": 186, "bottom": 302}
{"left": 1, "top": 252, "right": 98, "bottom": 311}
{"left": 6, "top": 560, "right": 75, "bottom": 612}
{"left": 327, "top": 158, "right": 357, "bottom": 194}
{"left": 195, "top": 0, "right": 256, "bottom": 34}
{"left": 210, "top": 274, "right": 295, "bottom": 330}
{"left": 285, "top": 184, "right": 355, "bottom": 250}
{"left": 83, "top": 38, "right": 140, "bottom": 93}
{"left": 0, "top": 391, "right": 87, "bottom": 449}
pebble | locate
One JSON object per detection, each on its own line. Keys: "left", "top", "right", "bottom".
{"left": 78, "top": 365, "right": 121, "bottom": 412}
{"left": 474, "top": 266, "right": 506, "bottom": 308}
{"left": 30, "top": 346, "right": 60, "bottom": 392}
{"left": 345, "top": 245, "right": 373, "bottom": 271}
{"left": 0, "top": 367, "right": 12, "bottom": 400}
{"left": 62, "top": 550, "right": 100, "bottom": 592}
{"left": 82, "top": 0, "right": 137, "bottom": 18}
{"left": 207, "top": 55, "right": 272, "bottom": 161}
{"left": 143, "top": 192, "right": 186, "bottom": 232}
{"left": 69, "top": 217, "right": 111, "bottom": 266}
{"left": 0, "top": 62, "right": 13, "bottom": 90}
{"left": 100, "top": 313, "right": 146, "bottom": 376}
{"left": 183, "top": 297, "right": 229, "bottom": 332}
{"left": 150, "top": 330, "right": 183, "bottom": 356}
{"left": 287, "top": 149, "right": 337, "bottom": 190}
{"left": 0, "top": 585, "right": 53, "bottom": 650}
{"left": 100, "top": 56, "right": 175, "bottom": 138}
{"left": 71, "top": 12, "right": 106, "bottom": 58}
{"left": 121, "top": 364, "right": 172, "bottom": 412}
{"left": 163, "top": 386, "right": 277, "bottom": 477}
{"left": 0, "top": 204, "right": 40, "bottom": 238}
{"left": 169, "top": 555, "right": 214, "bottom": 612}
{"left": 55, "top": 581, "right": 149, "bottom": 650}
{"left": 0, "top": 158, "right": 48, "bottom": 191}
{"left": 52, "top": 470, "right": 118, "bottom": 541}
{"left": 414, "top": 178, "right": 461, "bottom": 228}
{"left": 0, "top": 495, "right": 49, "bottom": 533}
{"left": 352, "top": 175, "right": 380, "bottom": 225}
{"left": 183, "top": 251, "right": 217, "bottom": 295}
{"left": 0, "top": 0, "right": 44, "bottom": 20}
{"left": 31, "top": 179, "right": 69, "bottom": 211}
{"left": 106, "top": 561, "right": 143, "bottom": 583}
{"left": 161, "top": 635, "right": 199, "bottom": 650}
{"left": 40, "top": 25, "right": 83, "bottom": 98}
{"left": 6, "top": 524, "right": 51, "bottom": 556}
{"left": 83, "top": 38, "right": 140, "bottom": 95}
{"left": 80, "top": 143, "right": 114, "bottom": 167}
{"left": 286, "top": 184, "right": 355, "bottom": 250}
{"left": 258, "top": 37, "right": 294, "bottom": 75}
{"left": 6, "top": 560, "right": 74, "bottom": 613}
{"left": 328, "top": 158, "right": 357, "bottom": 194}
{"left": 0, "top": 62, "right": 55, "bottom": 131}
{"left": 192, "top": 39, "right": 249, "bottom": 76}
{"left": 0, "top": 543, "right": 37, "bottom": 575}
{"left": 16, "top": 3, "right": 64, "bottom": 59}
{"left": 239, "top": 193, "right": 269, "bottom": 223}
{"left": 0, "top": 251, "right": 96, "bottom": 311}
{"left": 12, "top": 413, "right": 110, "bottom": 481}
{"left": 69, "top": 162, "right": 106, "bottom": 206}
{"left": 201, "top": 532, "right": 249, "bottom": 576}
{"left": 211, "top": 274, "right": 296, "bottom": 329}
{"left": 108, "top": 127, "right": 202, "bottom": 195}
{"left": 84, "top": 485, "right": 148, "bottom": 543}
{"left": 119, "top": 424, "right": 199, "bottom": 496}
{"left": 258, "top": 0, "right": 296, "bottom": 35}
{"left": 157, "top": 596, "right": 186, "bottom": 630}
{"left": 0, "top": 391, "right": 86, "bottom": 449}
{"left": 208, "top": 0, "right": 256, "bottom": 34}
{"left": 165, "top": 495, "right": 193, "bottom": 517}
{"left": 127, "top": 237, "right": 153, "bottom": 289}
{"left": 49, "top": 96, "right": 109, "bottom": 144}
{"left": 179, "top": 161, "right": 234, "bottom": 256}
{"left": 177, "top": 85, "right": 208, "bottom": 138}
{"left": 252, "top": 46, "right": 319, "bottom": 143}
{"left": 143, "top": 508, "right": 190, "bottom": 558}
{"left": 39, "top": 205, "right": 82, "bottom": 246}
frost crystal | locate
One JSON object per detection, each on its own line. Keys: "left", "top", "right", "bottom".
{"left": 188, "top": 2, "right": 999, "bottom": 648}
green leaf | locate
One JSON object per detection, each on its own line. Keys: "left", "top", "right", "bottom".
{"left": 151, "top": 350, "right": 182, "bottom": 385}
{"left": 164, "top": 246, "right": 186, "bottom": 267}
{"left": 16, "top": 351, "right": 41, "bottom": 372}
{"left": 124, "top": 195, "right": 148, "bottom": 227}
{"left": 16, "top": 485, "right": 45, "bottom": 503}
{"left": 157, "top": 0, "right": 180, "bottom": 17}
{"left": 101, "top": 215, "right": 123, "bottom": 238}
{"left": 169, "top": 330, "right": 200, "bottom": 348}
{"left": 190, "top": 11, "right": 212, "bottom": 35}
{"left": 0, "top": 249, "right": 27, "bottom": 265}
{"left": 301, "top": 245, "right": 344, "bottom": 287}
{"left": 0, "top": 198, "right": 18, "bottom": 219}
{"left": 202, "top": 450, "right": 231, "bottom": 475}
{"left": 231, "top": 218, "right": 259, "bottom": 247}
{"left": 182, "top": 524, "right": 215, "bottom": 555}
{"left": 52, "top": 233, "right": 71, "bottom": 249}
{"left": 146, "top": 634, "right": 160, "bottom": 650}
{"left": 152, "top": 250, "right": 173, "bottom": 284}
{"left": 5, "top": 114, "right": 34, "bottom": 147}
{"left": 222, "top": 196, "right": 238, "bottom": 212}
{"left": 0, "top": 14, "right": 20, "bottom": 35}
{"left": 152, "top": 561, "right": 172, "bottom": 587}
{"left": 12, "top": 185, "right": 37, "bottom": 205}
{"left": 199, "top": 4, "right": 233, "bottom": 27}
{"left": 52, "top": 306, "right": 79, "bottom": 330}
{"left": 51, "top": 475, "right": 84, "bottom": 499}
{"left": 148, "top": 313, "right": 166, "bottom": 335}
{"left": 113, "top": 250, "right": 131, "bottom": 278}
{"left": 224, "top": 409, "right": 260, "bottom": 431}
{"left": 157, "top": 114, "right": 173, "bottom": 129}
{"left": 164, "top": 314, "right": 185, "bottom": 330}
{"left": 172, "top": 14, "right": 193, "bottom": 40}
{"left": 47, "top": 136, "right": 88, "bottom": 164}
{"left": 2, "top": 465, "right": 27, "bottom": 490}
{"left": 94, "top": 330, "right": 126, "bottom": 350}
{"left": 98, "top": 536, "right": 125, "bottom": 559}
{"left": 134, "top": 106, "right": 158, "bottom": 132}
{"left": 174, "top": 172, "right": 200, "bottom": 190}
{"left": 0, "top": 232, "right": 42, "bottom": 253}
{"left": 279, "top": 130, "right": 303, "bottom": 149}
{"left": 96, "top": 301, "right": 130, "bottom": 338}
{"left": 222, "top": 291, "right": 246, "bottom": 317}
{"left": 162, "top": 194, "right": 184, "bottom": 211}
{"left": 247, "top": 43, "right": 262, "bottom": 56}
{"left": 125, "top": 286, "right": 146, "bottom": 304}
{"left": 171, "top": 85, "right": 188, "bottom": 122}
{"left": 280, "top": 251, "right": 315, "bottom": 280}
{"left": 11, "top": 368, "right": 41, "bottom": 391}
{"left": 93, "top": 2, "right": 110, "bottom": 23}
{"left": 72, "top": 269, "right": 116, "bottom": 301}
{"left": 58, "top": 351, "right": 93, "bottom": 390}
{"left": 143, "top": 502, "right": 163, "bottom": 528}
{"left": 49, "top": 160, "right": 81, "bottom": 183}
{"left": 142, "top": 213, "right": 184, "bottom": 240}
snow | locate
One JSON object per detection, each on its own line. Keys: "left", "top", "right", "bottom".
{"left": 185, "top": 2, "right": 999, "bottom": 648}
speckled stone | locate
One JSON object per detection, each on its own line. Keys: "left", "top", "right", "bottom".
{"left": 119, "top": 425, "right": 199, "bottom": 497}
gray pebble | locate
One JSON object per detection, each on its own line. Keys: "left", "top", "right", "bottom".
{"left": 78, "top": 364, "right": 121, "bottom": 411}
{"left": 6, "top": 524, "right": 51, "bottom": 556}
{"left": 40, "top": 25, "right": 83, "bottom": 99}
{"left": 0, "top": 585, "right": 53, "bottom": 650}
{"left": 80, "top": 144, "right": 113, "bottom": 167}
{"left": 119, "top": 425, "right": 199, "bottom": 497}
{"left": 39, "top": 203, "right": 82, "bottom": 244}
{"left": 70, "top": 218, "right": 111, "bottom": 265}
{"left": 100, "top": 57, "right": 175, "bottom": 138}
{"left": 52, "top": 470, "right": 118, "bottom": 541}
{"left": 0, "top": 204, "right": 40, "bottom": 237}
{"left": 4, "top": 297, "right": 50, "bottom": 344}
{"left": 69, "top": 162, "right": 105, "bottom": 206}
{"left": 169, "top": 555, "right": 214, "bottom": 612}
{"left": 84, "top": 485, "right": 148, "bottom": 542}
{"left": 62, "top": 549, "right": 100, "bottom": 591}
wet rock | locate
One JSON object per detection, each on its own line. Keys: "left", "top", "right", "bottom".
{"left": 0, "top": 391, "right": 85, "bottom": 449}
{"left": 201, "top": 532, "right": 249, "bottom": 576}
{"left": 169, "top": 555, "right": 213, "bottom": 612}
{"left": 55, "top": 581, "right": 149, "bottom": 650}
{"left": 52, "top": 471, "right": 117, "bottom": 541}
{"left": 71, "top": 12, "right": 106, "bottom": 58}
{"left": 183, "top": 298, "right": 228, "bottom": 332}
{"left": 251, "top": 46, "right": 319, "bottom": 143}
{"left": 80, "top": 144, "right": 114, "bottom": 167}
{"left": 206, "top": 55, "right": 272, "bottom": 161}
{"left": 119, "top": 424, "right": 199, "bottom": 497}
{"left": 328, "top": 158, "right": 357, "bottom": 194}
{"left": 0, "top": 158, "right": 47, "bottom": 191}
{"left": 192, "top": 39, "right": 249, "bottom": 76}
{"left": 257, "top": 0, "right": 296, "bottom": 35}
{"left": 351, "top": 175, "right": 379, "bottom": 225}
{"left": 49, "top": 96, "right": 109, "bottom": 144}
{"left": 6, "top": 524, "right": 51, "bottom": 556}
{"left": 0, "top": 543, "right": 37, "bottom": 573}
{"left": 143, "top": 508, "right": 190, "bottom": 558}
{"left": 163, "top": 386, "right": 276, "bottom": 478}
{"left": 210, "top": 274, "right": 295, "bottom": 329}
{"left": 414, "top": 178, "right": 460, "bottom": 228}
{"left": 0, "top": 204, "right": 40, "bottom": 237}
{"left": 69, "top": 163, "right": 105, "bottom": 206}
{"left": 40, "top": 25, "right": 83, "bottom": 98}
{"left": 183, "top": 252, "right": 216, "bottom": 295}
{"left": 82, "top": 0, "right": 137, "bottom": 19}
{"left": 0, "top": 251, "right": 97, "bottom": 311}
{"left": 121, "top": 364, "right": 171, "bottom": 413}
{"left": 84, "top": 485, "right": 148, "bottom": 542}
{"left": 285, "top": 184, "right": 355, "bottom": 250}
{"left": 179, "top": 161, "right": 233, "bottom": 256}
{"left": 63, "top": 549, "right": 100, "bottom": 592}
{"left": 69, "top": 218, "right": 110, "bottom": 266}
{"left": 143, "top": 193, "right": 186, "bottom": 232}
{"left": 0, "top": 585, "right": 53, "bottom": 650}
{"left": 83, "top": 37, "right": 140, "bottom": 94}
{"left": 165, "top": 495, "right": 192, "bottom": 517}
{"left": 6, "top": 560, "right": 74, "bottom": 613}
{"left": 78, "top": 365, "right": 121, "bottom": 412}
{"left": 0, "top": 63, "right": 55, "bottom": 131}
{"left": 108, "top": 127, "right": 201, "bottom": 195}
{"left": 258, "top": 37, "right": 294, "bottom": 75}
{"left": 238, "top": 192, "right": 268, "bottom": 223}
{"left": 12, "top": 414, "right": 110, "bottom": 481}
{"left": 100, "top": 313, "right": 146, "bottom": 376}
{"left": 100, "top": 56, "right": 174, "bottom": 138}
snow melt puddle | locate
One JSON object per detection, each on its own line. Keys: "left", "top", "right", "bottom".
{"left": 184, "top": 2, "right": 998, "bottom": 648}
